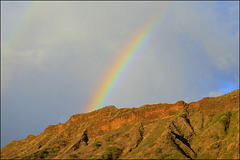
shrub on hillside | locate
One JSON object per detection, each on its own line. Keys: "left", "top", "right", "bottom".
{"left": 55, "top": 139, "right": 66, "bottom": 146}
{"left": 104, "top": 134, "right": 114, "bottom": 142}
{"left": 225, "top": 111, "right": 231, "bottom": 118}
{"left": 122, "top": 133, "right": 129, "bottom": 137}
{"left": 102, "top": 146, "right": 122, "bottom": 160}
{"left": 196, "top": 146, "right": 201, "bottom": 152}
{"left": 91, "top": 141, "right": 102, "bottom": 148}
{"left": 155, "top": 147, "right": 162, "bottom": 156}
{"left": 208, "top": 113, "right": 214, "bottom": 117}
{"left": 69, "top": 154, "right": 78, "bottom": 158}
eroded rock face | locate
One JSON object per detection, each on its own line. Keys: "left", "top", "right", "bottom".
{"left": 71, "top": 129, "right": 89, "bottom": 151}
{"left": 125, "top": 122, "right": 144, "bottom": 153}
{"left": 1, "top": 89, "right": 239, "bottom": 159}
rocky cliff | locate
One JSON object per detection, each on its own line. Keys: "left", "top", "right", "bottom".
{"left": 1, "top": 89, "right": 239, "bottom": 159}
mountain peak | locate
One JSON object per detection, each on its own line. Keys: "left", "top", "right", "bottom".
{"left": 1, "top": 89, "right": 239, "bottom": 159}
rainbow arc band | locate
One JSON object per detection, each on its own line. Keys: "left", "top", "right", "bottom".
{"left": 86, "top": 3, "right": 176, "bottom": 112}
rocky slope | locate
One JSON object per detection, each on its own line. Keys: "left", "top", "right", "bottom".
{"left": 1, "top": 89, "right": 239, "bottom": 159}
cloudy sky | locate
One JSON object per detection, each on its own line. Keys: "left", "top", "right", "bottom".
{"left": 1, "top": 1, "right": 239, "bottom": 147}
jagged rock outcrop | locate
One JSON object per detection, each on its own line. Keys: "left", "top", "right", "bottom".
{"left": 70, "top": 129, "right": 88, "bottom": 151}
{"left": 1, "top": 89, "right": 239, "bottom": 159}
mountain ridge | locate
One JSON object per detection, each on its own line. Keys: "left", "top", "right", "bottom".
{"left": 1, "top": 89, "right": 239, "bottom": 159}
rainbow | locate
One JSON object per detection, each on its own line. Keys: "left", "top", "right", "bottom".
{"left": 2, "top": 2, "right": 37, "bottom": 90}
{"left": 86, "top": 3, "right": 176, "bottom": 112}
{"left": 3, "top": 2, "right": 35, "bottom": 48}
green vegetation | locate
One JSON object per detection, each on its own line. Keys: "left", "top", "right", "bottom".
{"left": 229, "top": 126, "right": 237, "bottom": 137}
{"left": 128, "top": 146, "right": 140, "bottom": 155}
{"left": 128, "top": 120, "right": 171, "bottom": 157}
{"left": 127, "top": 137, "right": 155, "bottom": 158}
{"left": 104, "top": 134, "right": 114, "bottom": 142}
{"left": 102, "top": 146, "right": 122, "bottom": 160}
{"left": 35, "top": 150, "right": 48, "bottom": 159}
{"left": 206, "top": 112, "right": 225, "bottom": 128}
{"left": 88, "top": 154, "right": 100, "bottom": 159}
{"left": 191, "top": 111, "right": 226, "bottom": 144}
{"left": 142, "top": 138, "right": 154, "bottom": 147}
{"left": 106, "top": 141, "right": 117, "bottom": 145}
{"left": 220, "top": 118, "right": 228, "bottom": 126}
{"left": 208, "top": 113, "right": 214, "bottom": 117}
{"left": 69, "top": 154, "right": 78, "bottom": 158}
{"left": 179, "top": 113, "right": 186, "bottom": 118}
{"left": 52, "top": 146, "right": 60, "bottom": 152}
{"left": 55, "top": 139, "right": 66, "bottom": 146}
{"left": 103, "top": 126, "right": 129, "bottom": 143}
{"left": 115, "top": 132, "right": 120, "bottom": 137}
{"left": 102, "top": 152, "right": 111, "bottom": 160}
{"left": 91, "top": 141, "right": 102, "bottom": 148}
{"left": 155, "top": 147, "right": 162, "bottom": 156}
{"left": 225, "top": 111, "right": 231, "bottom": 118}
{"left": 122, "top": 133, "right": 130, "bottom": 137}
{"left": 21, "top": 145, "right": 62, "bottom": 159}
{"left": 196, "top": 146, "right": 201, "bottom": 152}
{"left": 43, "top": 153, "right": 48, "bottom": 158}
{"left": 219, "top": 111, "right": 232, "bottom": 133}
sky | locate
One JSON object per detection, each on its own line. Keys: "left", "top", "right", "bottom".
{"left": 1, "top": 1, "right": 239, "bottom": 148}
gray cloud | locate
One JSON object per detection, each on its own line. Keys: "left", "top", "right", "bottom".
{"left": 1, "top": 1, "right": 239, "bottom": 147}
